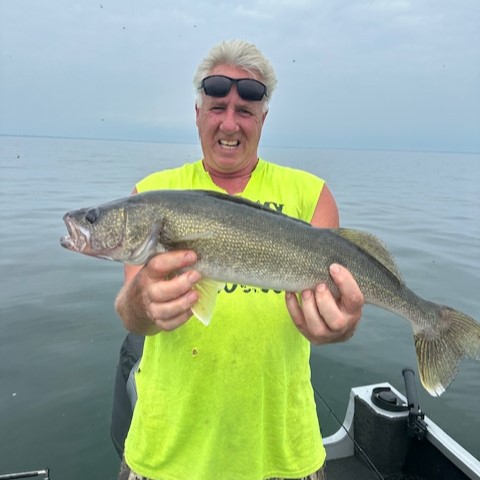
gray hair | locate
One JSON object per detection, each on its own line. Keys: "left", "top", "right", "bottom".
{"left": 194, "top": 39, "right": 277, "bottom": 112}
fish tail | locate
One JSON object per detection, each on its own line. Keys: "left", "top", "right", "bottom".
{"left": 414, "top": 306, "right": 480, "bottom": 396}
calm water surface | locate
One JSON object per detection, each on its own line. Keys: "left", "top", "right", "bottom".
{"left": 0, "top": 136, "right": 479, "bottom": 478}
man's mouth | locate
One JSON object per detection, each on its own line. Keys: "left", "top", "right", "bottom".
{"left": 219, "top": 139, "right": 240, "bottom": 149}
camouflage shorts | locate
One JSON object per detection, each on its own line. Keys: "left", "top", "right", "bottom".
{"left": 118, "top": 457, "right": 326, "bottom": 480}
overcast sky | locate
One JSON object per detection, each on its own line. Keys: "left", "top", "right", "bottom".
{"left": 1, "top": 0, "right": 479, "bottom": 152}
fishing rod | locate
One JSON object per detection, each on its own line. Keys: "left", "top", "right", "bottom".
{"left": 0, "top": 469, "right": 50, "bottom": 480}
{"left": 312, "top": 385, "right": 386, "bottom": 480}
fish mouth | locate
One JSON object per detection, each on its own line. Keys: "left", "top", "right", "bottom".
{"left": 60, "top": 213, "right": 91, "bottom": 253}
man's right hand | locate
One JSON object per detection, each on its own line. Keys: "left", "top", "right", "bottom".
{"left": 115, "top": 251, "right": 201, "bottom": 335}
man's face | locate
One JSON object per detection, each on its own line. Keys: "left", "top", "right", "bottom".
{"left": 195, "top": 65, "right": 268, "bottom": 175}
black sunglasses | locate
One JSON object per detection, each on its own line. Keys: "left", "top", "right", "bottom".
{"left": 200, "top": 75, "right": 268, "bottom": 102}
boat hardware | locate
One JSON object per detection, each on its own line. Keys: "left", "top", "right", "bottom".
{"left": 0, "top": 469, "right": 50, "bottom": 480}
{"left": 402, "top": 368, "right": 428, "bottom": 440}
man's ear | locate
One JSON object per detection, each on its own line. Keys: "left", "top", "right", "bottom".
{"left": 195, "top": 104, "right": 200, "bottom": 127}
{"left": 262, "top": 109, "right": 268, "bottom": 125}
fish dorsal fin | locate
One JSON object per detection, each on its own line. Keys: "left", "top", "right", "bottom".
{"left": 191, "top": 190, "right": 312, "bottom": 227}
{"left": 191, "top": 279, "right": 224, "bottom": 326}
{"left": 334, "top": 228, "right": 404, "bottom": 284}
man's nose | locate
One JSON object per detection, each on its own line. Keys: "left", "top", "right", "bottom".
{"left": 219, "top": 107, "right": 240, "bottom": 133}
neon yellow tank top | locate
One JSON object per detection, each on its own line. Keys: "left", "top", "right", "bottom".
{"left": 124, "top": 159, "right": 326, "bottom": 480}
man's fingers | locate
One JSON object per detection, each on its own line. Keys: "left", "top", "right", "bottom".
{"left": 146, "top": 251, "right": 197, "bottom": 279}
{"left": 329, "top": 263, "right": 364, "bottom": 313}
{"left": 286, "top": 292, "right": 316, "bottom": 341}
{"left": 300, "top": 288, "right": 329, "bottom": 338}
{"left": 148, "top": 269, "right": 201, "bottom": 304}
{"left": 312, "top": 283, "right": 348, "bottom": 333}
{"left": 285, "top": 292, "right": 304, "bottom": 329}
{"left": 137, "top": 250, "right": 201, "bottom": 331}
{"left": 149, "top": 289, "right": 199, "bottom": 331}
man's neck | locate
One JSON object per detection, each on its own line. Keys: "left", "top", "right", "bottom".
{"left": 203, "top": 159, "right": 258, "bottom": 195}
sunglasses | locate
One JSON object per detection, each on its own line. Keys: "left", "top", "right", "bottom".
{"left": 200, "top": 75, "right": 268, "bottom": 102}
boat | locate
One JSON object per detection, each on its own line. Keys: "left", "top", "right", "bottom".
{"left": 110, "top": 333, "right": 480, "bottom": 480}
{"left": 322, "top": 369, "right": 480, "bottom": 480}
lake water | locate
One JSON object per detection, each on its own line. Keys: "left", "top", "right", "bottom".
{"left": 0, "top": 135, "right": 479, "bottom": 478}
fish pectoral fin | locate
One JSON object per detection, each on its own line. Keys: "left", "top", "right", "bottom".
{"left": 191, "top": 279, "right": 224, "bottom": 326}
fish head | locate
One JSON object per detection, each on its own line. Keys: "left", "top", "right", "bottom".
{"left": 60, "top": 195, "right": 166, "bottom": 264}
{"left": 60, "top": 199, "right": 129, "bottom": 262}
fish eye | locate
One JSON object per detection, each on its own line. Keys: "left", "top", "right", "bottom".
{"left": 85, "top": 208, "right": 99, "bottom": 224}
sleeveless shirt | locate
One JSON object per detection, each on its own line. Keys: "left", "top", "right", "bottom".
{"left": 124, "top": 158, "right": 327, "bottom": 480}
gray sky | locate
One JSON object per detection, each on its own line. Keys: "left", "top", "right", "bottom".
{"left": 1, "top": 0, "right": 479, "bottom": 152}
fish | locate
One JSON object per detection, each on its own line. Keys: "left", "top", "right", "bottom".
{"left": 60, "top": 189, "right": 480, "bottom": 397}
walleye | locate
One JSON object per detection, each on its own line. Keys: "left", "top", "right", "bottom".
{"left": 60, "top": 189, "right": 480, "bottom": 396}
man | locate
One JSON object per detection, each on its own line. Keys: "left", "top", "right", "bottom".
{"left": 115, "top": 39, "right": 364, "bottom": 480}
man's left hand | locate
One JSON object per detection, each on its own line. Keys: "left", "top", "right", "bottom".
{"left": 285, "top": 263, "right": 364, "bottom": 344}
